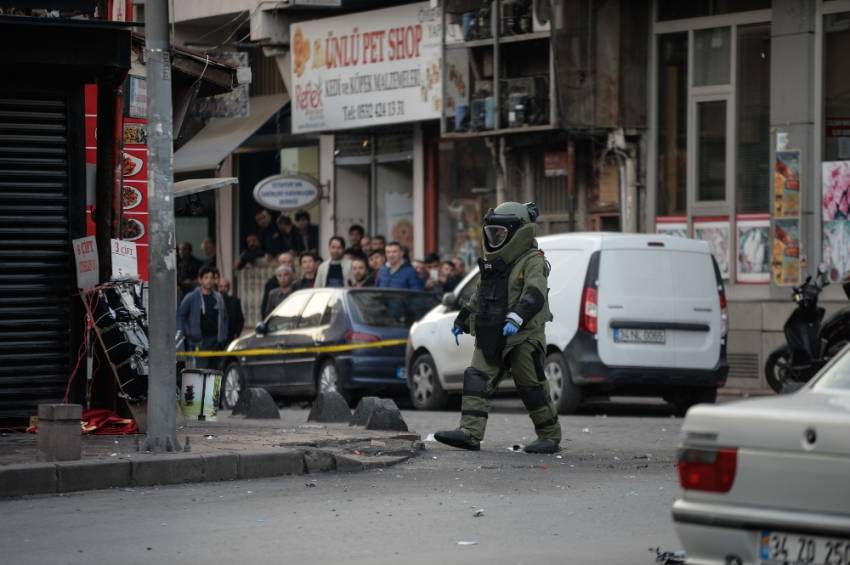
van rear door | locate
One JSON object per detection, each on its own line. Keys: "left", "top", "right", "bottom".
{"left": 669, "top": 250, "right": 722, "bottom": 370}
{"left": 597, "top": 244, "right": 677, "bottom": 368}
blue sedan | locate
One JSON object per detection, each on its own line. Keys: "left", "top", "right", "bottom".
{"left": 221, "top": 288, "right": 439, "bottom": 408}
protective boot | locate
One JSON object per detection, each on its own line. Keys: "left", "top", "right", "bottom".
{"left": 434, "top": 429, "right": 480, "bottom": 451}
{"left": 523, "top": 438, "right": 559, "bottom": 454}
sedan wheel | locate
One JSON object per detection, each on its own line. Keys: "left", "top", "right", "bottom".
{"left": 544, "top": 352, "right": 582, "bottom": 414}
{"left": 409, "top": 354, "right": 448, "bottom": 410}
{"left": 222, "top": 365, "right": 244, "bottom": 409}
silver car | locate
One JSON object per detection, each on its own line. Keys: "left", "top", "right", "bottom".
{"left": 673, "top": 350, "right": 850, "bottom": 565}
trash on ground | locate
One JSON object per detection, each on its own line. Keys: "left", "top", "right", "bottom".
{"left": 424, "top": 433, "right": 436, "bottom": 442}
{"left": 457, "top": 541, "right": 479, "bottom": 546}
{"left": 472, "top": 509, "right": 484, "bottom": 517}
{"left": 582, "top": 428, "right": 591, "bottom": 433}
{"left": 651, "top": 547, "right": 686, "bottom": 564}
{"left": 508, "top": 444, "right": 523, "bottom": 451}
{"left": 305, "top": 481, "right": 317, "bottom": 488}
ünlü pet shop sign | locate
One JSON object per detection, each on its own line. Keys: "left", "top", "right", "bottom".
{"left": 253, "top": 175, "right": 320, "bottom": 212}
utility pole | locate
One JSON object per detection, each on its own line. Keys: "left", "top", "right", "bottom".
{"left": 144, "top": 0, "right": 177, "bottom": 452}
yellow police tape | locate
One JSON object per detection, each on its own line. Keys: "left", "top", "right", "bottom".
{"left": 176, "top": 338, "right": 409, "bottom": 358}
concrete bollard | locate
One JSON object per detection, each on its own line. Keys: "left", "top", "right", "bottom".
{"left": 37, "top": 404, "right": 82, "bottom": 461}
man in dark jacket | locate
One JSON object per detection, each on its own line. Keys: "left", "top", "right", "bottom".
{"left": 218, "top": 278, "right": 244, "bottom": 343}
{"left": 177, "top": 267, "right": 229, "bottom": 370}
{"left": 375, "top": 241, "right": 424, "bottom": 289}
{"left": 177, "top": 242, "right": 202, "bottom": 300}
{"left": 295, "top": 210, "right": 320, "bottom": 252}
{"left": 268, "top": 215, "right": 305, "bottom": 256}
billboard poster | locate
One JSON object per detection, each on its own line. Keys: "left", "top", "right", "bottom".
{"left": 774, "top": 218, "right": 801, "bottom": 286}
{"left": 736, "top": 214, "right": 770, "bottom": 284}
{"left": 290, "top": 2, "right": 443, "bottom": 134}
{"left": 694, "top": 218, "right": 731, "bottom": 280}
{"left": 774, "top": 150, "right": 801, "bottom": 218}
{"left": 655, "top": 216, "right": 688, "bottom": 238}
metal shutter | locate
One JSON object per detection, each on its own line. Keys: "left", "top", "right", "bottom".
{"left": 0, "top": 92, "right": 73, "bottom": 427}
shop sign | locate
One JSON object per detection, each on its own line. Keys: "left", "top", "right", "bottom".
{"left": 290, "top": 2, "right": 443, "bottom": 134}
{"left": 253, "top": 174, "right": 320, "bottom": 212}
{"left": 544, "top": 151, "right": 568, "bottom": 177}
{"left": 111, "top": 239, "right": 139, "bottom": 280}
{"left": 72, "top": 236, "right": 99, "bottom": 290}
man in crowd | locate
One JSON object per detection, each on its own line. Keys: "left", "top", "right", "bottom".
{"left": 177, "top": 267, "right": 229, "bottom": 370}
{"left": 316, "top": 236, "right": 351, "bottom": 288}
{"left": 217, "top": 278, "right": 244, "bottom": 343}
{"left": 412, "top": 259, "right": 429, "bottom": 286}
{"left": 234, "top": 233, "right": 265, "bottom": 270}
{"left": 295, "top": 210, "right": 319, "bottom": 252}
{"left": 177, "top": 242, "right": 202, "bottom": 301}
{"left": 265, "top": 265, "right": 296, "bottom": 317}
{"left": 371, "top": 235, "right": 386, "bottom": 254}
{"left": 376, "top": 241, "right": 424, "bottom": 289}
{"left": 453, "top": 256, "right": 466, "bottom": 279}
{"left": 201, "top": 239, "right": 217, "bottom": 269}
{"left": 268, "top": 215, "right": 305, "bottom": 257}
{"left": 348, "top": 257, "right": 373, "bottom": 288}
{"left": 255, "top": 209, "right": 274, "bottom": 252}
{"left": 261, "top": 252, "right": 296, "bottom": 317}
{"left": 368, "top": 250, "right": 386, "bottom": 284}
{"left": 295, "top": 251, "right": 320, "bottom": 290}
{"left": 359, "top": 235, "right": 371, "bottom": 254}
{"left": 348, "top": 224, "right": 365, "bottom": 253}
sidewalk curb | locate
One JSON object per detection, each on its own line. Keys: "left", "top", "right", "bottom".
{"left": 0, "top": 443, "right": 419, "bottom": 499}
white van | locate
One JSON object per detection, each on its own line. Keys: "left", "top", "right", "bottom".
{"left": 405, "top": 233, "right": 728, "bottom": 414}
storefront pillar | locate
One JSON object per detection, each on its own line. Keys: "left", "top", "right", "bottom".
{"left": 319, "top": 134, "right": 335, "bottom": 256}
{"left": 413, "top": 124, "right": 426, "bottom": 259}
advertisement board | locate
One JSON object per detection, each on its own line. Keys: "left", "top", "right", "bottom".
{"left": 290, "top": 2, "right": 442, "bottom": 134}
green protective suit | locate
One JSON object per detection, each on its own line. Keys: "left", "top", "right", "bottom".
{"left": 454, "top": 222, "right": 561, "bottom": 443}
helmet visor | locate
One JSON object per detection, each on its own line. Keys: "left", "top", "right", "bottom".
{"left": 483, "top": 225, "right": 509, "bottom": 248}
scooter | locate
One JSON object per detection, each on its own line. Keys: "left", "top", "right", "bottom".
{"left": 764, "top": 264, "right": 850, "bottom": 393}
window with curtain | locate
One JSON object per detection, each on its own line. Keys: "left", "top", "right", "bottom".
{"left": 657, "top": 33, "right": 688, "bottom": 216}
{"left": 736, "top": 23, "right": 771, "bottom": 213}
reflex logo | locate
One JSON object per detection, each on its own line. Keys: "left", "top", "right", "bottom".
{"left": 295, "top": 82, "right": 322, "bottom": 111}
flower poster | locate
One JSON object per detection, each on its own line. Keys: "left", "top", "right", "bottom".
{"left": 823, "top": 220, "right": 850, "bottom": 282}
{"left": 822, "top": 161, "right": 850, "bottom": 220}
{"left": 774, "top": 151, "right": 801, "bottom": 218}
{"left": 694, "top": 218, "right": 730, "bottom": 280}
{"left": 736, "top": 215, "right": 770, "bottom": 284}
{"left": 655, "top": 216, "right": 688, "bottom": 238}
{"left": 774, "top": 218, "right": 801, "bottom": 286}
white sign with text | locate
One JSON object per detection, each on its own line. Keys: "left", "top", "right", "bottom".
{"left": 73, "top": 236, "right": 99, "bottom": 290}
{"left": 111, "top": 239, "right": 139, "bottom": 280}
{"left": 253, "top": 174, "right": 320, "bottom": 211}
{"left": 290, "top": 2, "right": 442, "bottom": 133}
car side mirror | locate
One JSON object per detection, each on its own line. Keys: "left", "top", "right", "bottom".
{"left": 442, "top": 292, "right": 459, "bottom": 310}
{"left": 255, "top": 322, "right": 268, "bottom": 336}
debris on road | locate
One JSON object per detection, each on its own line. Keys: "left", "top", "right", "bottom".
{"left": 582, "top": 428, "right": 591, "bottom": 433}
{"left": 424, "top": 433, "right": 436, "bottom": 442}
{"left": 508, "top": 444, "right": 523, "bottom": 452}
{"left": 472, "top": 508, "right": 484, "bottom": 517}
{"left": 457, "top": 541, "right": 479, "bottom": 546}
{"left": 651, "top": 547, "right": 686, "bottom": 564}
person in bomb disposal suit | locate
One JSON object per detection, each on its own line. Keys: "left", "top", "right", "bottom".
{"left": 435, "top": 202, "right": 562, "bottom": 454}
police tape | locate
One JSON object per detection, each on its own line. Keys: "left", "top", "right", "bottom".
{"left": 175, "top": 338, "right": 409, "bottom": 358}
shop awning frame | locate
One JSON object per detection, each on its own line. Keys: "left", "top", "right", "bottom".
{"left": 173, "top": 93, "right": 289, "bottom": 174}
{"left": 173, "top": 177, "right": 238, "bottom": 198}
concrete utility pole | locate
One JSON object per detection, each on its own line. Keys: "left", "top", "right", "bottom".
{"left": 144, "top": 0, "right": 177, "bottom": 452}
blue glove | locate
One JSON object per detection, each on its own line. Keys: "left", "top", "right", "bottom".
{"left": 502, "top": 320, "right": 520, "bottom": 337}
{"left": 451, "top": 326, "right": 463, "bottom": 346}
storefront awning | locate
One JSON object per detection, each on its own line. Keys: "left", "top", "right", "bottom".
{"left": 173, "top": 94, "right": 289, "bottom": 174}
{"left": 173, "top": 177, "right": 239, "bottom": 198}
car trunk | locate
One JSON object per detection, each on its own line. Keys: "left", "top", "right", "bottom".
{"left": 682, "top": 393, "right": 850, "bottom": 515}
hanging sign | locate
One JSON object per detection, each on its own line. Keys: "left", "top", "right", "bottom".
{"left": 73, "top": 236, "right": 99, "bottom": 290}
{"left": 253, "top": 174, "right": 320, "bottom": 212}
{"left": 111, "top": 239, "right": 139, "bottom": 280}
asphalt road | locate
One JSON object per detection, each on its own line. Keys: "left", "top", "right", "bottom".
{"left": 0, "top": 398, "right": 685, "bottom": 565}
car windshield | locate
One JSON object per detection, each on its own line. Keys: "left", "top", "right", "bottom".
{"left": 348, "top": 291, "right": 439, "bottom": 328}
{"left": 812, "top": 344, "right": 850, "bottom": 391}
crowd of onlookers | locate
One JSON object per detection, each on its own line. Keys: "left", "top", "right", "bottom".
{"left": 175, "top": 209, "right": 470, "bottom": 363}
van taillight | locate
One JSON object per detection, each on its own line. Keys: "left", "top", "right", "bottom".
{"left": 718, "top": 286, "right": 728, "bottom": 337}
{"left": 346, "top": 331, "right": 379, "bottom": 344}
{"left": 678, "top": 448, "right": 737, "bottom": 493}
{"left": 579, "top": 287, "right": 598, "bottom": 335}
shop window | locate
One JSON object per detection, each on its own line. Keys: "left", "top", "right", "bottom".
{"left": 693, "top": 28, "right": 731, "bottom": 87}
{"left": 696, "top": 100, "right": 728, "bottom": 202}
{"left": 657, "top": 33, "right": 688, "bottom": 216}
{"left": 657, "top": 0, "right": 770, "bottom": 22}
{"left": 736, "top": 23, "right": 771, "bottom": 213}
{"left": 824, "top": 13, "right": 850, "bottom": 162}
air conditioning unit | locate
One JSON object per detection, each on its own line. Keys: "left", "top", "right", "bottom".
{"left": 533, "top": 0, "right": 551, "bottom": 32}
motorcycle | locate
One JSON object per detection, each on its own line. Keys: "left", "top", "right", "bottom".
{"left": 764, "top": 264, "right": 850, "bottom": 393}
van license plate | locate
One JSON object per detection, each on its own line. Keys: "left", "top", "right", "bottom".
{"left": 759, "top": 530, "right": 850, "bottom": 564}
{"left": 613, "top": 329, "right": 666, "bottom": 344}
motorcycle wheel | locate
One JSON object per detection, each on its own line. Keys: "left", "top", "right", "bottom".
{"left": 765, "top": 345, "right": 798, "bottom": 394}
